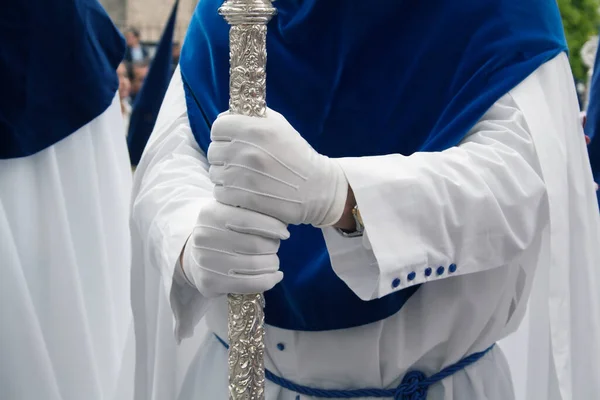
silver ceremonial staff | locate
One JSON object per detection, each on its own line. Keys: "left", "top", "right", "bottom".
{"left": 218, "top": 1, "right": 277, "bottom": 399}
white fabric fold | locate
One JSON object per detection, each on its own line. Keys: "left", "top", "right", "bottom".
{"left": 0, "top": 95, "right": 134, "bottom": 400}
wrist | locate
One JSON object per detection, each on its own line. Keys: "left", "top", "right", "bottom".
{"left": 333, "top": 186, "right": 356, "bottom": 230}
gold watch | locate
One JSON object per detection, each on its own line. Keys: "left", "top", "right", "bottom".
{"left": 338, "top": 205, "right": 364, "bottom": 237}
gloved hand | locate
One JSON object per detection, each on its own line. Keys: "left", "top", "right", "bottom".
{"left": 208, "top": 109, "right": 349, "bottom": 227}
{"left": 181, "top": 200, "right": 289, "bottom": 298}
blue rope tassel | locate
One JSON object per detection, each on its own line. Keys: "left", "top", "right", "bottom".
{"left": 215, "top": 334, "right": 493, "bottom": 399}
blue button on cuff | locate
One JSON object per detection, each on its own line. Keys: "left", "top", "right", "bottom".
{"left": 449, "top": 264, "right": 457, "bottom": 273}
{"left": 277, "top": 343, "right": 285, "bottom": 351}
{"left": 436, "top": 266, "right": 445, "bottom": 276}
{"left": 407, "top": 272, "right": 416, "bottom": 281}
{"left": 392, "top": 278, "right": 401, "bottom": 288}
{"left": 425, "top": 268, "right": 432, "bottom": 277}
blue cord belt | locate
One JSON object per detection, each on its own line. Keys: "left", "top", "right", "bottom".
{"left": 214, "top": 334, "right": 494, "bottom": 399}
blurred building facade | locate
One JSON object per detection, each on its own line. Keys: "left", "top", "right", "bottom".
{"left": 99, "top": 0, "right": 199, "bottom": 43}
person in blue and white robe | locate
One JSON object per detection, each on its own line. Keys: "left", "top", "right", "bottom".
{"left": 130, "top": 1, "right": 600, "bottom": 399}
{"left": 0, "top": 1, "right": 135, "bottom": 399}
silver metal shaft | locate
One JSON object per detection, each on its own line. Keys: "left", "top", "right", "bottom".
{"left": 218, "top": 1, "right": 276, "bottom": 399}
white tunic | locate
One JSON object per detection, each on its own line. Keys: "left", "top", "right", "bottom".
{"left": 0, "top": 96, "right": 135, "bottom": 400}
{"left": 130, "top": 53, "right": 600, "bottom": 400}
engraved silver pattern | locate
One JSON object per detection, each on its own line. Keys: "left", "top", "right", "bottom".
{"left": 227, "top": 293, "right": 266, "bottom": 400}
{"left": 220, "top": 0, "right": 276, "bottom": 118}
{"left": 219, "top": 1, "right": 276, "bottom": 399}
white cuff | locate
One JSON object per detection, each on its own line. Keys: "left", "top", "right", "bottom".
{"left": 170, "top": 257, "right": 213, "bottom": 343}
{"left": 321, "top": 227, "right": 383, "bottom": 300}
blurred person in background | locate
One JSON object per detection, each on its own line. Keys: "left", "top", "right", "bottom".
{"left": 129, "top": 60, "right": 149, "bottom": 104}
{"left": 118, "top": 63, "right": 132, "bottom": 134}
{"left": 124, "top": 27, "right": 148, "bottom": 64}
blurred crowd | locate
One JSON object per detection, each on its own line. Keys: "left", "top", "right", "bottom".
{"left": 117, "top": 27, "right": 180, "bottom": 133}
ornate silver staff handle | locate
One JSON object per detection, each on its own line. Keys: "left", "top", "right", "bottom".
{"left": 218, "top": 1, "right": 276, "bottom": 399}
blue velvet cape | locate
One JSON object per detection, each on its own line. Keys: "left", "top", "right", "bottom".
{"left": 0, "top": 0, "right": 125, "bottom": 159}
{"left": 584, "top": 30, "right": 600, "bottom": 206}
{"left": 181, "top": 0, "right": 567, "bottom": 331}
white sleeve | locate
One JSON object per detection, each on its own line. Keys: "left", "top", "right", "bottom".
{"left": 322, "top": 91, "right": 548, "bottom": 301}
{"left": 130, "top": 67, "right": 213, "bottom": 341}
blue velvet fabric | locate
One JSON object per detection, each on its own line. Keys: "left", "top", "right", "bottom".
{"left": 585, "top": 34, "right": 600, "bottom": 142}
{"left": 0, "top": 0, "right": 125, "bottom": 159}
{"left": 127, "top": 0, "right": 179, "bottom": 166}
{"left": 180, "top": 0, "right": 567, "bottom": 331}
{"left": 584, "top": 30, "right": 600, "bottom": 206}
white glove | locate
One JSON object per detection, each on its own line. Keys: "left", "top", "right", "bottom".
{"left": 208, "top": 109, "right": 349, "bottom": 227}
{"left": 181, "top": 200, "right": 289, "bottom": 298}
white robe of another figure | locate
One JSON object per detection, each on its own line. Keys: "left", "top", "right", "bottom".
{"left": 131, "top": 53, "right": 600, "bottom": 400}
{"left": 0, "top": 96, "right": 135, "bottom": 400}
{"left": 0, "top": 1, "right": 135, "bottom": 397}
